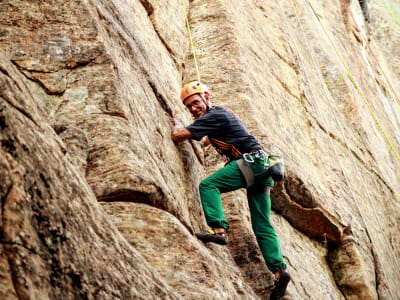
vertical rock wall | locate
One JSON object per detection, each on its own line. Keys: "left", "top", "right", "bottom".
{"left": 1, "top": 0, "right": 399, "bottom": 299}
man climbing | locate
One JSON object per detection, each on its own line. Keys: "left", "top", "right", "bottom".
{"left": 171, "top": 81, "right": 290, "bottom": 299}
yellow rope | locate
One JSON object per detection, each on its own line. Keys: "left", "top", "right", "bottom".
{"left": 305, "top": 0, "right": 400, "bottom": 165}
{"left": 385, "top": 0, "right": 400, "bottom": 26}
{"left": 180, "top": 0, "right": 201, "bottom": 82}
{"left": 297, "top": 1, "right": 400, "bottom": 293}
{"left": 279, "top": 3, "right": 400, "bottom": 296}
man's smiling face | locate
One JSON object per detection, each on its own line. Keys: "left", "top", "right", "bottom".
{"left": 183, "top": 93, "right": 209, "bottom": 119}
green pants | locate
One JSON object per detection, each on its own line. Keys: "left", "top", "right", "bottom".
{"left": 199, "top": 159, "right": 286, "bottom": 273}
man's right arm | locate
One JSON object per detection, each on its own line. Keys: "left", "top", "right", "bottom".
{"left": 171, "top": 121, "right": 193, "bottom": 142}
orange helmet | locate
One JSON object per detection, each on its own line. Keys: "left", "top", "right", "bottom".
{"left": 180, "top": 81, "right": 211, "bottom": 102}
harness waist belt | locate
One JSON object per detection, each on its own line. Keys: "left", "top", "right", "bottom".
{"left": 237, "top": 158, "right": 255, "bottom": 187}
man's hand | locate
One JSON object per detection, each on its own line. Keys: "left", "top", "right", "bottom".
{"left": 171, "top": 119, "right": 193, "bottom": 142}
{"left": 200, "top": 136, "right": 211, "bottom": 147}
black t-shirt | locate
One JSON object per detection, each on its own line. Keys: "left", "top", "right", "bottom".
{"left": 186, "top": 106, "right": 262, "bottom": 160}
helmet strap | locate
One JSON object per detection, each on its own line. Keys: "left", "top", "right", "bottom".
{"left": 200, "top": 94, "right": 211, "bottom": 111}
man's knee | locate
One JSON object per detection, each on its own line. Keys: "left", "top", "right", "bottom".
{"left": 199, "top": 178, "right": 214, "bottom": 192}
{"left": 199, "top": 179, "right": 208, "bottom": 189}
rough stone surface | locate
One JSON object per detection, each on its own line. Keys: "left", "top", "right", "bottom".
{"left": 1, "top": 0, "right": 399, "bottom": 299}
{"left": 101, "top": 202, "right": 259, "bottom": 299}
{"left": 0, "top": 52, "right": 178, "bottom": 299}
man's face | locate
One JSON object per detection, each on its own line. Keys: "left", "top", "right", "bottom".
{"left": 183, "top": 93, "right": 208, "bottom": 119}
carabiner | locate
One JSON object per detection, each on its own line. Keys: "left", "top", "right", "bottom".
{"left": 243, "top": 153, "right": 254, "bottom": 163}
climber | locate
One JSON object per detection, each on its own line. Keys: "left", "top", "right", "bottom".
{"left": 171, "top": 81, "right": 290, "bottom": 299}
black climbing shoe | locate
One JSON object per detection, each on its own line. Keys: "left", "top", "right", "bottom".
{"left": 270, "top": 268, "right": 291, "bottom": 300}
{"left": 195, "top": 229, "right": 228, "bottom": 245}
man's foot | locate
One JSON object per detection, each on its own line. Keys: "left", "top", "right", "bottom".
{"left": 195, "top": 229, "right": 228, "bottom": 245}
{"left": 270, "top": 268, "right": 291, "bottom": 300}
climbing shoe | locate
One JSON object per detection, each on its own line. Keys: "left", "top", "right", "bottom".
{"left": 270, "top": 268, "right": 291, "bottom": 300}
{"left": 195, "top": 229, "right": 228, "bottom": 245}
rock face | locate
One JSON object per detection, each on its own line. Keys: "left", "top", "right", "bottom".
{"left": 0, "top": 0, "right": 399, "bottom": 299}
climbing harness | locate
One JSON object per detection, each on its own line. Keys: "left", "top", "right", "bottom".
{"left": 237, "top": 150, "right": 284, "bottom": 187}
{"left": 267, "top": 155, "right": 285, "bottom": 182}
